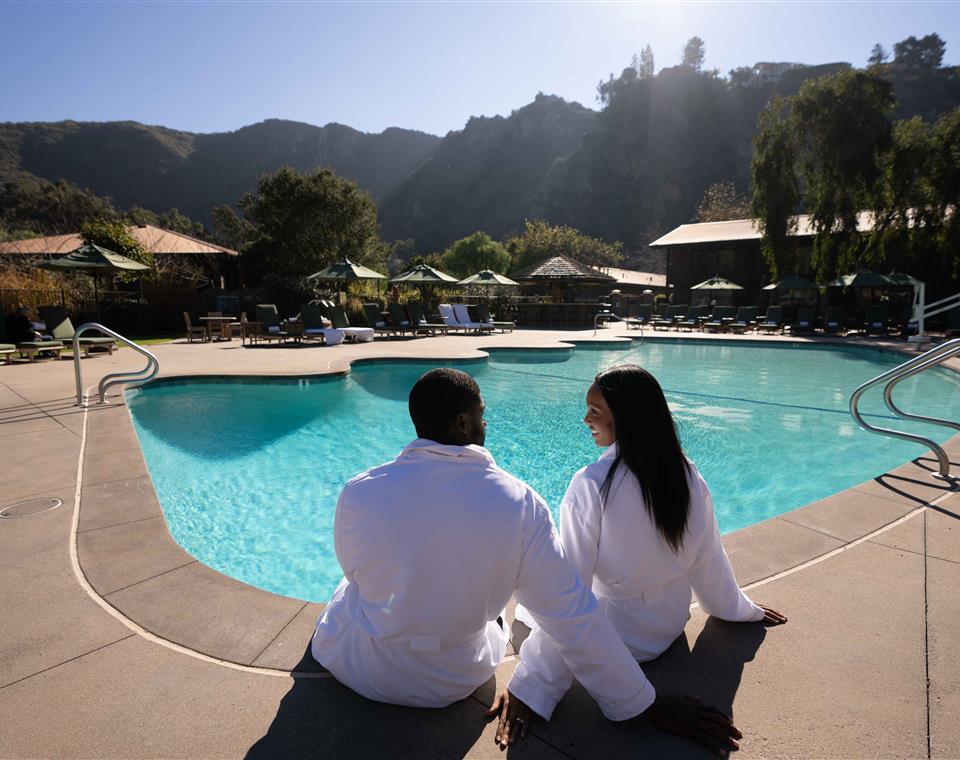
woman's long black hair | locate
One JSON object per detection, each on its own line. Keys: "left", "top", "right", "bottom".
{"left": 595, "top": 365, "right": 691, "bottom": 553}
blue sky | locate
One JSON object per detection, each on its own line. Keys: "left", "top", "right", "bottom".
{"left": 1, "top": 2, "right": 957, "bottom": 137}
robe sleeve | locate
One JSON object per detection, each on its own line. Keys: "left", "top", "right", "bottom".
{"left": 559, "top": 469, "right": 602, "bottom": 585}
{"left": 507, "top": 492, "right": 655, "bottom": 722}
{"left": 687, "top": 470, "right": 764, "bottom": 622}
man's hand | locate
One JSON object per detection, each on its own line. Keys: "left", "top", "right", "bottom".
{"left": 644, "top": 695, "right": 742, "bottom": 756}
{"left": 758, "top": 604, "right": 787, "bottom": 625}
{"left": 486, "top": 689, "right": 533, "bottom": 749}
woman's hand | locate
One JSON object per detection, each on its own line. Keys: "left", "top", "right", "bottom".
{"left": 486, "top": 689, "right": 533, "bottom": 748}
{"left": 644, "top": 695, "right": 742, "bottom": 756}
{"left": 758, "top": 604, "right": 787, "bottom": 625}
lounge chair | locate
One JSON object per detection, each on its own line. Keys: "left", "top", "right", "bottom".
{"left": 651, "top": 305, "right": 688, "bottom": 330}
{"left": 300, "top": 304, "right": 344, "bottom": 345}
{"left": 454, "top": 303, "right": 494, "bottom": 333}
{"left": 756, "top": 306, "right": 785, "bottom": 334}
{"left": 676, "top": 306, "right": 706, "bottom": 331}
{"left": 789, "top": 307, "right": 816, "bottom": 334}
{"left": 183, "top": 312, "right": 208, "bottom": 343}
{"left": 328, "top": 306, "right": 375, "bottom": 342}
{"left": 386, "top": 303, "right": 417, "bottom": 336}
{"left": 249, "top": 304, "right": 290, "bottom": 344}
{"left": 474, "top": 304, "right": 514, "bottom": 333}
{"left": 863, "top": 305, "right": 890, "bottom": 336}
{"left": 39, "top": 306, "right": 117, "bottom": 356}
{"left": 822, "top": 307, "right": 845, "bottom": 335}
{"left": 623, "top": 304, "right": 653, "bottom": 329}
{"left": 703, "top": 306, "right": 736, "bottom": 332}
{"left": 362, "top": 304, "right": 401, "bottom": 338}
{"left": 727, "top": 306, "right": 758, "bottom": 334}
{"left": 0, "top": 320, "right": 65, "bottom": 361}
{"left": 438, "top": 304, "right": 475, "bottom": 334}
{"left": 405, "top": 302, "right": 449, "bottom": 336}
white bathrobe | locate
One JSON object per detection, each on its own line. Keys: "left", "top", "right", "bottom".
{"left": 312, "top": 438, "right": 656, "bottom": 719}
{"left": 511, "top": 445, "right": 763, "bottom": 720}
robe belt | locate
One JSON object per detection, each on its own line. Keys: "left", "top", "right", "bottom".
{"left": 403, "top": 625, "right": 497, "bottom": 653}
{"left": 593, "top": 578, "right": 667, "bottom": 605}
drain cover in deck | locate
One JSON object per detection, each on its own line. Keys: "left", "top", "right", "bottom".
{"left": 0, "top": 498, "right": 64, "bottom": 518}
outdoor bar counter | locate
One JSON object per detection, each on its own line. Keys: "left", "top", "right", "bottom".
{"left": 514, "top": 301, "right": 609, "bottom": 328}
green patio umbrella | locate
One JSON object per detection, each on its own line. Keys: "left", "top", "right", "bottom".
{"left": 886, "top": 271, "right": 924, "bottom": 287}
{"left": 39, "top": 243, "right": 150, "bottom": 320}
{"left": 390, "top": 264, "right": 459, "bottom": 285}
{"left": 690, "top": 275, "right": 744, "bottom": 291}
{"left": 761, "top": 275, "right": 819, "bottom": 291}
{"left": 825, "top": 270, "right": 896, "bottom": 288}
{"left": 457, "top": 269, "right": 519, "bottom": 287}
{"left": 307, "top": 258, "right": 387, "bottom": 282}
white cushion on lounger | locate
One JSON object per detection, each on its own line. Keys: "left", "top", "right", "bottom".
{"left": 453, "top": 303, "right": 485, "bottom": 328}
{"left": 342, "top": 327, "right": 375, "bottom": 342}
{"left": 305, "top": 328, "right": 345, "bottom": 345}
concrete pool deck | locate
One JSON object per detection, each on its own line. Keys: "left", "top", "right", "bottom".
{"left": 1, "top": 328, "right": 958, "bottom": 758}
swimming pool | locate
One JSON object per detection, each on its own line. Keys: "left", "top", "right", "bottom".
{"left": 126, "top": 340, "right": 960, "bottom": 602}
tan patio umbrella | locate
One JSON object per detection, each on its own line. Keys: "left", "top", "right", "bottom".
{"left": 457, "top": 269, "right": 519, "bottom": 287}
{"left": 690, "top": 275, "right": 745, "bottom": 291}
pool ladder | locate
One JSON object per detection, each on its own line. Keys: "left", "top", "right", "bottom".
{"left": 849, "top": 338, "right": 960, "bottom": 481}
{"left": 74, "top": 323, "right": 159, "bottom": 407}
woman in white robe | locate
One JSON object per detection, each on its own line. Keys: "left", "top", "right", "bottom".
{"left": 507, "top": 364, "right": 787, "bottom": 729}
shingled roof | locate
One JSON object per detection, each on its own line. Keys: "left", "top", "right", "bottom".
{"left": 0, "top": 224, "right": 238, "bottom": 256}
{"left": 511, "top": 255, "right": 616, "bottom": 283}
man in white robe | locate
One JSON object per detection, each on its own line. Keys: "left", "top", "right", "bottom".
{"left": 312, "top": 368, "right": 740, "bottom": 751}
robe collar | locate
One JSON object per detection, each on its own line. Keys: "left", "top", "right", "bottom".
{"left": 598, "top": 442, "right": 619, "bottom": 462}
{"left": 399, "top": 438, "right": 497, "bottom": 466}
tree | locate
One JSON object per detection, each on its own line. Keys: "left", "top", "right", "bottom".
{"left": 695, "top": 182, "right": 751, "bottom": 223}
{"left": 682, "top": 37, "right": 705, "bottom": 71}
{"left": 80, "top": 220, "right": 154, "bottom": 280}
{"left": 791, "top": 71, "right": 895, "bottom": 276}
{"left": 868, "top": 43, "right": 889, "bottom": 66}
{"left": 439, "top": 232, "right": 511, "bottom": 278}
{"left": 506, "top": 220, "right": 623, "bottom": 272}
{"left": 237, "top": 166, "right": 381, "bottom": 283}
{"left": 893, "top": 33, "right": 945, "bottom": 69}
{"left": 211, "top": 204, "right": 256, "bottom": 251}
{"left": 639, "top": 45, "right": 655, "bottom": 79}
{"left": 751, "top": 100, "right": 800, "bottom": 278}
{"left": 728, "top": 67, "right": 754, "bottom": 87}
{"left": 751, "top": 70, "right": 895, "bottom": 280}
{"left": 0, "top": 175, "right": 118, "bottom": 236}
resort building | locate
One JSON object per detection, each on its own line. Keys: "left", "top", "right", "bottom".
{"left": 650, "top": 212, "right": 874, "bottom": 304}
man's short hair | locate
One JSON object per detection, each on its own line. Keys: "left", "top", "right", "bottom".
{"left": 408, "top": 368, "right": 482, "bottom": 441}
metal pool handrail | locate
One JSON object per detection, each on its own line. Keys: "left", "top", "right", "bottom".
{"left": 849, "top": 338, "right": 960, "bottom": 480}
{"left": 74, "top": 323, "right": 159, "bottom": 406}
{"left": 593, "top": 309, "right": 644, "bottom": 342}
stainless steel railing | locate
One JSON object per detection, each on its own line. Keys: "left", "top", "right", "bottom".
{"left": 849, "top": 338, "right": 960, "bottom": 480}
{"left": 74, "top": 323, "right": 159, "bottom": 406}
{"left": 594, "top": 310, "right": 644, "bottom": 342}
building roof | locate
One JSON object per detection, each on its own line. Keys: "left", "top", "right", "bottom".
{"left": 599, "top": 267, "right": 667, "bottom": 288}
{"left": 0, "top": 224, "right": 238, "bottom": 256}
{"left": 649, "top": 212, "right": 876, "bottom": 248}
{"left": 512, "top": 255, "right": 617, "bottom": 283}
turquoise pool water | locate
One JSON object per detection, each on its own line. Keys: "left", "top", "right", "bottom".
{"left": 127, "top": 341, "right": 960, "bottom": 602}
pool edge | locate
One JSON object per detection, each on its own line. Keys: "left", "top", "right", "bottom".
{"left": 78, "top": 334, "right": 960, "bottom": 674}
